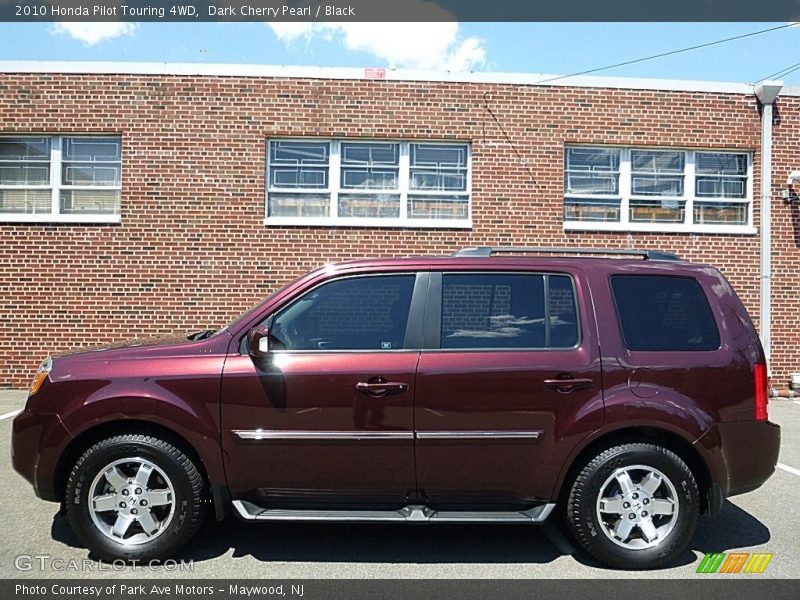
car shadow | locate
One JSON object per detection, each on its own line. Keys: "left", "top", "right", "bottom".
{"left": 50, "top": 511, "right": 82, "bottom": 549}
{"left": 178, "top": 519, "right": 565, "bottom": 564}
{"left": 571, "top": 500, "right": 771, "bottom": 570}
{"left": 50, "top": 500, "right": 769, "bottom": 568}
{"left": 50, "top": 509, "right": 564, "bottom": 564}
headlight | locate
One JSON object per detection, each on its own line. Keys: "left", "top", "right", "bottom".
{"left": 29, "top": 357, "right": 52, "bottom": 396}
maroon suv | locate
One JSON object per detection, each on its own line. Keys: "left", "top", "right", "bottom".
{"left": 11, "top": 247, "right": 780, "bottom": 569}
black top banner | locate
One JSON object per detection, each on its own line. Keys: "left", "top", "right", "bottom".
{"left": 2, "top": 0, "right": 800, "bottom": 22}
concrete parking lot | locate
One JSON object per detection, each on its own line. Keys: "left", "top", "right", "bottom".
{"left": 1, "top": 389, "right": 798, "bottom": 579}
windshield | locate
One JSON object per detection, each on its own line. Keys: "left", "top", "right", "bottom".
{"left": 223, "top": 268, "right": 325, "bottom": 333}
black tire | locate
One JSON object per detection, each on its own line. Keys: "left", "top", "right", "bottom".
{"left": 566, "top": 443, "right": 699, "bottom": 570}
{"left": 65, "top": 434, "right": 207, "bottom": 562}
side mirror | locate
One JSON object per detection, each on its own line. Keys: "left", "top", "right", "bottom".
{"left": 247, "top": 326, "right": 271, "bottom": 358}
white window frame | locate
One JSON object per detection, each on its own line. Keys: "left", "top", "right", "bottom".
{"left": 563, "top": 145, "right": 755, "bottom": 235}
{"left": 0, "top": 135, "right": 122, "bottom": 224}
{"left": 265, "top": 138, "right": 472, "bottom": 228}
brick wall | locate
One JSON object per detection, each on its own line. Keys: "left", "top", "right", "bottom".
{"left": 0, "top": 72, "right": 797, "bottom": 388}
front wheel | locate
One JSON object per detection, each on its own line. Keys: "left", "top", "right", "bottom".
{"left": 566, "top": 442, "right": 699, "bottom": 569}
{"left": 65, "top": 434, "right": 206, "bottom": 562}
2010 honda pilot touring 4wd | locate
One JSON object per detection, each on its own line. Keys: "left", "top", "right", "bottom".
{"left": 12, "top": 246, "right": 780, "bottom": 569}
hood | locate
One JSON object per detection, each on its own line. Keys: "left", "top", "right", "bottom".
{"left": 52, "top": 332, "right": 197, "bottom": 359}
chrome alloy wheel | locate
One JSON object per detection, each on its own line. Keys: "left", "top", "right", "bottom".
{"left": 595, "top": 464, "right": 679, "bottom": 550}
{"left": 88, "top": 457, "right": 175, "bottom": 546}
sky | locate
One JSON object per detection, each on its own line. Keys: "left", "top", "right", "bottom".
{"left": 0, "top": 22, "right": 799, "bottom": 84}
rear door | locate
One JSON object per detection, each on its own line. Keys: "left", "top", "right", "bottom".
{"left": 414, "top": 268, "right": 604, "bottom": 508}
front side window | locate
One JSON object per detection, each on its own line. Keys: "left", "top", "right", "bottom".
{"left": 267, "top": 139, "right": 471, "bottom": 227}
{"left": 440, "top": 273, "right": 579, "bottom": 350}
{"left": 270, "top": 275, "right": 416, "bottom": 351}
{"left": 610, "top": 275, "right": 720, "bottom": 351}
{"left": 564, "top": 146, "right": 751, "bottom": 232}
{"left": 0, "top": 135, "right": 121, "bottom": 222}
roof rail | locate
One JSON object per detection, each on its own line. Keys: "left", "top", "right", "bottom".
{"left": 452, "top": 246, "right": 681, "bottom": 261}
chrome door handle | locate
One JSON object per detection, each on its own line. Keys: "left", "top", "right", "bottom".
{"left": 355, "top": 380, "right": 409, "bottom": 398}
{"left": 543, "top": 378, "right": 594, "bottom": 394}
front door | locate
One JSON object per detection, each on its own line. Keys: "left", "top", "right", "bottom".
{"left": 414, "top": 269, "right": 604, "bottom": 508}
{"left": 221, "top": 272, "right": 425, "bottom": 508}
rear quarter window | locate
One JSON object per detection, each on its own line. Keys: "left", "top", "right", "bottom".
{"left": 610, "top": 275, "right": 720, "bottom": 351}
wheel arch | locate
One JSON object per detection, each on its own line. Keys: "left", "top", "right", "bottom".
{"left": 53, "top": 419, "right": 210, "bottom": 504}
{"left": 556, "top": 426, "right": 714, "bottom": 515}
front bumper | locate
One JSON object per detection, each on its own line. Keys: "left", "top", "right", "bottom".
{"left": 11, "top": 408, "right": 72, "bottom": 502}
{"left": 695, "top": 419, "right": 781, "bottom": 500}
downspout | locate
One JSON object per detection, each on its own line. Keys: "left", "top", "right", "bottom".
{"left": 754, "top": 80, "right": 783, "bottom": 370}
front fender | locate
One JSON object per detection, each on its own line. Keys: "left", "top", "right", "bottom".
{"left": 59, "top": 391, "right": 225, "bottom": 486}
{"left": 37, "top": 353, "right": 226, "bottom": 488}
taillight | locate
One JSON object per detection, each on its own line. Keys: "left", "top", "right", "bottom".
{"left": 754, "top": 362, "right": 769, "bottom": 421}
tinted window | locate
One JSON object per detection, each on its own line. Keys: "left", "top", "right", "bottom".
{"left": 270, "top": 275, "right": 415, "bottom": 351}
{"left": 610, "top": 275, "right": 720, "bottom": 351}
{"left": 548, "top": 274, "right": 580, "bottom": 348}
{"left": 441, "top": 273, "right": 579, "bottom": 349}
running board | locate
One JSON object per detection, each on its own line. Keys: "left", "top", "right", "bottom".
{"left": 232, "top": 500, "right": 556, "bottom": 524}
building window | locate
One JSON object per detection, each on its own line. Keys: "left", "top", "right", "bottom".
{"left": 266, "top": 139, "right": 471, "bottom": 227}
{"left": 694, "top": 152, "right": 749, "bottom": 225}
{"left": 0, "top": 136, "right": 121, "bottom": 223}
{"left": 339, "top": 142, "right": 400, "bottom": 218}
{"left": 564, "top": 147, "right": 621, "bottom": 223}
{"left": 564, "top": 146, "right": 753, "bottom": 233}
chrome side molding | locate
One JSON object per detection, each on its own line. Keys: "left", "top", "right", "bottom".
{"left": 415, "top": 430, "right": 542, "bottom": 440}
{"left": 232, "top": 430, "right": 413, "bottom": 441}
{"left": 232, "top": 429, "right": 543, "bottom": 441}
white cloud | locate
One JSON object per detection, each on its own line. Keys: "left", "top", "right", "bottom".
{"left": 269, "top": 22, "right": 314, "bottom": 43}
{"left": 268, "top": 22, "right": 486, "bottom": 72}
{"left": 52, "top": 22, "right": 138, "bottom": 46}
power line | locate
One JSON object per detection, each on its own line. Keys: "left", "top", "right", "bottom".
{"left": 482, "top": 91, "right": 541, "bottom": 190}
{"left": 758, "top": 60, "right": 800, "bottom": 83}
{"left": 535, "top": 23, "right": 796, "bottom": 84}
{"left": 777, "top": 64, "right": 800, "bottom": 81}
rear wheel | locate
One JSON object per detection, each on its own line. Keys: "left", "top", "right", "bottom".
{"left": 65, "top": 434, "right": 206, "bottom": 562}
{"left": 566, "top": 443, "right": 699, "bottom": 569}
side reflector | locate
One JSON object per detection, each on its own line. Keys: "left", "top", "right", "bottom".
{"left": 754, "top": 363, "right": 769, "bottom": 421}
{"left": 29, "top": 356, "right": 52, "bottom": 397}
{"left": 29, "top": 369, "right": 47, "bottom": 396}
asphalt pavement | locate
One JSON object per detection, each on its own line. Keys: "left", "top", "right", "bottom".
{"left": 1, "top": 390, "right": 798, "bottom": 579}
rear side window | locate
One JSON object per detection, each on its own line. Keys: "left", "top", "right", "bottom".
{"left": 610, "top": 275, "right": 720, "bottom": 351}
{"left": 440, "top": 273, "right": 579, "bottom": 349}
{"left": 270, "top": 275, "right": 415, "bottom": 351}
